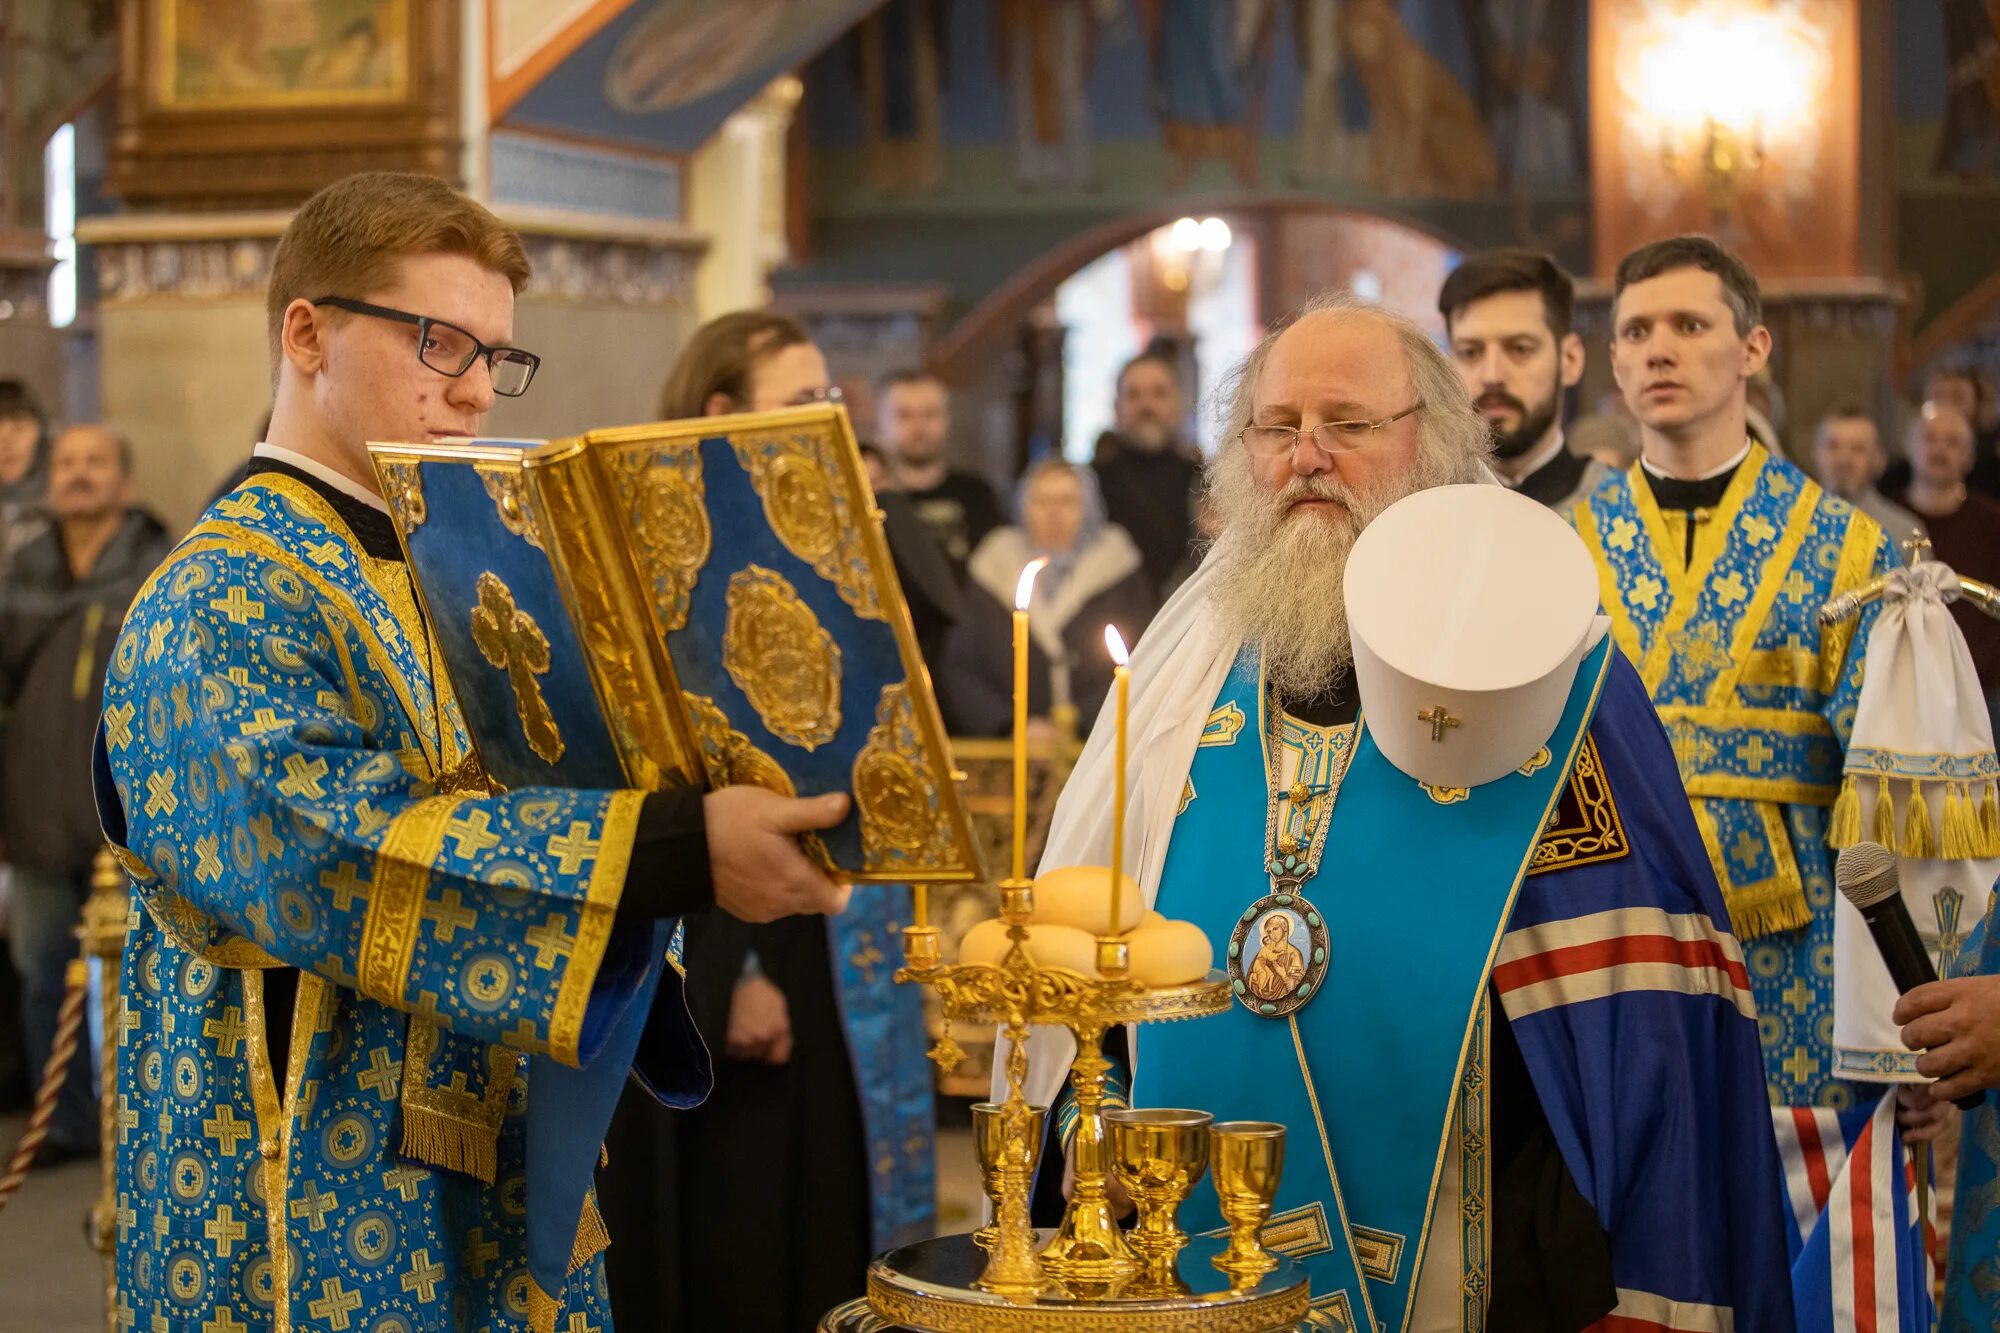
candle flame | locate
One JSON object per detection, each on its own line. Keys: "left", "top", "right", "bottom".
{"left": 1104, "top": 624, "right": 1130, "bottom": 666}
{"left": 1015, "top": 557, "right": 1049, "bottom": 612}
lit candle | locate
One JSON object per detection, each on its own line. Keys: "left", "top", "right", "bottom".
{"left": 1104, "top": 625, "right": 1131, "bottom": 936}
{"left": 1011, "top": 558, "right": 1049, "bottom": 882}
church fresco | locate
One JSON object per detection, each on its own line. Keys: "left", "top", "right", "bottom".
{"left": 801, "top": 0, "right": 1589, "bottom": 214}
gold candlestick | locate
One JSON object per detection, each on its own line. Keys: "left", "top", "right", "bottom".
{"left": 1012, "top": 557, "right": 1048, "bottom": 882}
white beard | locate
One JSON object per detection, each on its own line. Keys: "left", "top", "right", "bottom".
{"left": 1205, "top": 444, "right": 1463, "bottom": 702}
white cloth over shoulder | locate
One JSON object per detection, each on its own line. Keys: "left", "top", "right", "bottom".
{"left": 1832, "top": 560, "right": 2000, "bottom": 1078}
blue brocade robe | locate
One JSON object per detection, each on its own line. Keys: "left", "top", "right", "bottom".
{"left": 94, "top": 473, "right": 709, "bottom": 1333}
{"left": 1573, "top": 445, "right": 1896, "bottom": 1106}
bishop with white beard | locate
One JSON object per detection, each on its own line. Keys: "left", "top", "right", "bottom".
{"left": 1010, "top": 296, "right": 1796, "bottom": 1332}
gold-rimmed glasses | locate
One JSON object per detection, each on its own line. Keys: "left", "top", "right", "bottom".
{"left": 1238, "top": 403, "right": 1423, "bottom": 456}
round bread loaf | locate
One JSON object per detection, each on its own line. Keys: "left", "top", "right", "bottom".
{"left": 1126, "top": 920, "right": 1213, "bottom": 987}
{"left": 958, "top": 919, "right": 1100, "bottom": 976}
{"left": 1030, "top": 864, "right": 1145, "bottom": 935}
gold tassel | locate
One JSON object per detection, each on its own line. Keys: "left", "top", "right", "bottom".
{"left": 1942, "top": 783, "right": 1981, "bottom": 860}
{"left": 1828, "top": 775, "right": 1862, "bottom": 849}
{"left": 1905, "top": 781, "right": 1937, "bottom": 859}
{"left": 399, "top": 1105, "right": 499, "bottom": 1185}
{"left": 1981, "top": 782, "right": 2000, "bottom": 856}
{"left": 1723, "top": 880, "right": 1814, "bottom": 939}
{"left": 527, "top": 1280, "right": 560, "bottom": 1333}
{"left": 570, "top": 1191, "right": 612, "bottom": 1274}
{"left": 1872, "top": 775, "right": 1898, "bottom": 851}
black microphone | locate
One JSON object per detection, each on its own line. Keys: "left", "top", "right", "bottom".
{"left": 1835, "top": 841, "right": 1984, "bottom": 1112}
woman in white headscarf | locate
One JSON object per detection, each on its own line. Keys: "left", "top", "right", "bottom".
{"left": 940, "top": 458, "right": 1154, "bottom": 737}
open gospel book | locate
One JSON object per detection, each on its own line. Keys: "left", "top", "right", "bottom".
{"left": 368, "top": 404, "right": 981, "bottom": 883}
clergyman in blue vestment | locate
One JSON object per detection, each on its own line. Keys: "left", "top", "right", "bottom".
{"left": 1017, "top": 295, "right": 1795, "bottom": 1332}
{"left": 95, "top": 173, "right": 853, "bottom": 1333}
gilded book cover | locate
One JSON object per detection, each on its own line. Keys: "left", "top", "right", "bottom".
{"left": 368, "top": 405, "right": 981, "bottom": 883}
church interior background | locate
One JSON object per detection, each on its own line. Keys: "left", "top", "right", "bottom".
{"left": 6, "top": 1, "right": 2000, "bottom": 1327}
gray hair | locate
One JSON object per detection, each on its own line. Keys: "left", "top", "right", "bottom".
{"left": 1208, "top": 290, "right": 1490, "bottom": 490}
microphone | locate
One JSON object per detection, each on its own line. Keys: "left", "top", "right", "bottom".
{"left": 1835, "top": 841, "right": 1983, "bottom": 1112}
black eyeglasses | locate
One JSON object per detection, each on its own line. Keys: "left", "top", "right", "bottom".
{"left": 312, "top": 297, "right": 541, "bottom": 397}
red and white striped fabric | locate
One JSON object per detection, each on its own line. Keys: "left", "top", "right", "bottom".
{"left": 1774, "top": 1095, "right": 1933, "bottom": 1332}
{"left": 1492, "top": 906, "right": 1756, "bottom": 1021}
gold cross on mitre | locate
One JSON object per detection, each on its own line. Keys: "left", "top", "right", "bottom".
{"left": 1418, "top": 706, "right": 1460, "bottom": 743}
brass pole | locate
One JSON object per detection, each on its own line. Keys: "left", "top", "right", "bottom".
{"left": 81, "top": 847, "right": 132, "bottom": 1333}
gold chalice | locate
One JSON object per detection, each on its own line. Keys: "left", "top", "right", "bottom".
{"left": 970, "top": 1102, "right": 1046, "bottom": 1251}
{"left": 1105, "top": 1108, "right": 1212, "bottom": 1274}
{"left": 1210, "top": 1121, "right": 1285, "bottom": 1281}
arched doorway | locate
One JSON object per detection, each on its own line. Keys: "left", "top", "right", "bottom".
{"left": 934, "top": 199, "right": 1464, "bottom": 475}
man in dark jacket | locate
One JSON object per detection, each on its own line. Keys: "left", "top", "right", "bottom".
{"left": 1093, "top": 351, "right": 1204, "bottom": 599}
{"left": 0, "top": 424, "right": 169, "bottom": 1162}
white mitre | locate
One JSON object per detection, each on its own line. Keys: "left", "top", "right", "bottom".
{"left": 1345, "top": 484, "right": 1607, "bottom": 787}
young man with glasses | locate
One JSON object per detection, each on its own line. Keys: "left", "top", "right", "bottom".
{"left": 95, "top": 171, "right": 855, "bottom": 1333}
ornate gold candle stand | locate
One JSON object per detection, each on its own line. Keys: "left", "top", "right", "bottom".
{"left": 836, "top": 875, "right": 1312, "bottom": 1332}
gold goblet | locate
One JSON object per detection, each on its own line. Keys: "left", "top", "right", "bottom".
{"left": 1105, "top": 1107, "right": 1212, "bottom": 1274}
{"left": 1210, "top": 1121, "right": 1286, "bottom": 1281}
{"left": 970, "top": 1102, "right": 1046, "bottom": 1251}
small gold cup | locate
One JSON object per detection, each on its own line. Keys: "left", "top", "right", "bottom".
{"left": 970, "top": 1101, "right": 1046, "bottom": 1250}
{"left": 1209, "top": 1121, "right": 1286, "bottom": 1281}
{"left": 1105, "top": 1108, "right": 1212, "bottom": 1272}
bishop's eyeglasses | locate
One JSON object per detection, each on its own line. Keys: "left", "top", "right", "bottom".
{"left": 312, "top": 297, "right": 542, "bottom": 397}
{"left": 1238, "top": 402, "right": 1424, "bottom": 456}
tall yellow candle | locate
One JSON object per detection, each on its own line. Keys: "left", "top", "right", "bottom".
{"left": 1011, "top": 558, "right": 1049, "bottom": 881}
{"left": 1104, "top": 625, "right": 1132, "bottom": 936}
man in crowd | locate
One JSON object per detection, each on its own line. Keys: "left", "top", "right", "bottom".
{"left": 1892, "top": 402, "right": 2000, "bottom": 719}
{"left": 876, "top": 368, "right": 1002, "bottom": 583}
{"left": 1025, "top": 292, "right": 1792, "bottom": 1329}
{"left": 1923, "top": 364, "right": 2000, "bottom": 498}
{"left": 97, "top": 171, "right": 852, "bottom": 1331}
{"left": 1811, "top": 402, "right": 1928, "bottom": 547}
{"left": 1093, "top": 350, "right": 1203, "bottom": 599}
{"left": 1573, "top": 236, "right": 1896, "bottom": 1107}
{"left": 606, "top": 314, "right": 937, "bottom": 1332}
{"left": 0, "top": 380, "right": 48, "bottom": 576}
{"left": 0, "top": 424, "right": 168, "bottom": 1163}
{"left": 1439, "top": 247, "right": 1606, "bottom": 510}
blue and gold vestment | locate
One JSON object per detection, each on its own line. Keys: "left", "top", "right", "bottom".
{"left": 93, "top": 472, "right": 708, "bottom": 1333}
{"left": 1131, "top": 644, "right": 1793, "bottom": 1330}
{"left": 1573, "top": 444, "right": 1895, "bottom": 1105}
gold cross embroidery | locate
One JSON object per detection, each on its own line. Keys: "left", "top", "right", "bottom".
{"left": 471, "top": 572, "right": 564, "bottom": 765}
{"left": 1418, "top": 707, "right": 1460, "bottom": 743}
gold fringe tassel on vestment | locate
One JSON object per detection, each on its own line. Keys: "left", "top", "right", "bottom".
{"left": 399, "top": 1105, "right": 498, "bottom": 1186}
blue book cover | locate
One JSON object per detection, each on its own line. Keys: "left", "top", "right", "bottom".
{"left": 370, "top": 405, "right": 981, "bottom": 883}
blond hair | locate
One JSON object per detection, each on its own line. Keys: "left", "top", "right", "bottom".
{"left": 266, "top": 172, "right": 530, "bottom": 377}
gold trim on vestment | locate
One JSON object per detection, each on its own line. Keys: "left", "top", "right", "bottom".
{"left": 1703, "top": 484, "right": 1816, "bottom": 707}
{"left": 1290, "top": 1015, "right": 1379, "bottom": 1333}
{"left": 1396, "top": 644, "right": 1612, "bottom": 1333}
{"left": 548, "top": 787, "right": 645, "bottom": 1066}
{"left": 398, "top": 1016, "right": 519, "bottom": 1185}
{"left": 357, "top": 794, "right": 470, "bottom": 1007}
{"left": 1623, "top": 449, "right": 1766, "bottom": 696}
{"left": 267, "top": 973, "right": 332, "bottom": 1333}
{"left": 1821, "top": 508, "right": 1886, "bottom": 695}
{"left": 1527, "top": 737, "right": 1629, "bottom": 876}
